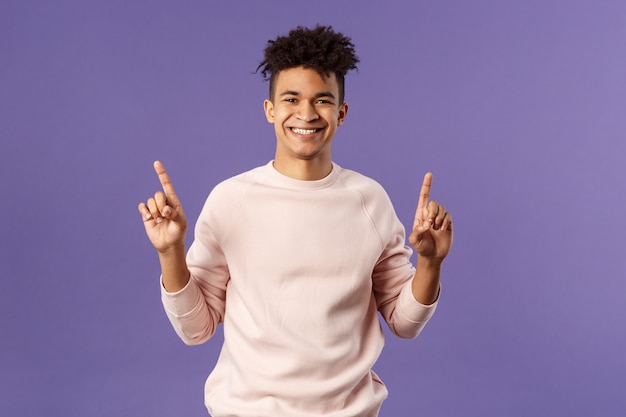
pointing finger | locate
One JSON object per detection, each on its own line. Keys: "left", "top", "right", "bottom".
{"left": 413, "top": 172, "right": 432, "bottom": 230}
{"left": 153, "top": 160, "right": 181, "bottom": 208}
{"left": 417, "top": 172, "right": 432, "bottom": 210}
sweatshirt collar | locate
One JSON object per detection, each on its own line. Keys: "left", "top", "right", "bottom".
{"left": 266, "top": 160, "right": 341, "bottom": 190}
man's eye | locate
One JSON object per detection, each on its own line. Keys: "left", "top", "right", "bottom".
{"left": 316, "top": 99, "right": 332, "bottom": 105}
{"left": 284, "top": 98, "right": 297, "bottom": 103}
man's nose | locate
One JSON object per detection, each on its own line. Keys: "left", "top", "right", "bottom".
{"left": 296, "top": 102, "right": 319, "bottom": 122}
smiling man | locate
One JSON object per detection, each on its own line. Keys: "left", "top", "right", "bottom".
{"left": 138, "top": 25, "right": 453, "bottom": 417}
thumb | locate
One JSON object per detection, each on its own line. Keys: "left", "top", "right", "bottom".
{"left": 409, "top": 221, "right": 431, "bottom": 246}
{"left": 162, "top": 205, "right": 174, "bottom": 219}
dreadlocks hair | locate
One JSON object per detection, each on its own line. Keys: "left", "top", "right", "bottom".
{"left": 256, "top": 25, "right": 359, "bottom": 104}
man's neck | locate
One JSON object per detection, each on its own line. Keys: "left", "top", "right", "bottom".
{"left": 272, "top": 158, "right": 333, "bottom": 181}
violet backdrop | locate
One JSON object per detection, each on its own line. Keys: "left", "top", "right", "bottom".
{"left": 2, "top": 1, "right": 625, "bottom": 416}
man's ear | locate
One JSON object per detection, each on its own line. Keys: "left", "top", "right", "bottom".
{"left": 263, "top": 99, "right": 275, "bottom": 123}
{"left": 337, "top": 102, "right": 349, "bottom": 126}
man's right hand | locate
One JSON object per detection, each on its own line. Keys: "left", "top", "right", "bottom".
{"left": 138, "top": 161, "right": 188, "bottom": 254}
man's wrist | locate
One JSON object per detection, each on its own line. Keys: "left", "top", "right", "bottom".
{"left": 157, "top": 243, "right": 186, "bottom": 258}
{"left": 417, "top": 255, "right": 444, "bottom": 270}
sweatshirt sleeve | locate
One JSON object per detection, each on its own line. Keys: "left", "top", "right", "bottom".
{"left": 160, "top": 188, "right": 231, "bottom": 346}
{"left": 391, "top": 280, "right": 438, "bottom": 337}
{"left": 368, "top": 184, "right": 439, "bottom": 339}
{"left": 372, "top": 236, "right": 439, "bottom": 339}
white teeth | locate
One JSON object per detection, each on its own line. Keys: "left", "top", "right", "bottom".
{"left": 292, "top": 128, "right": 317, "bottom": 135}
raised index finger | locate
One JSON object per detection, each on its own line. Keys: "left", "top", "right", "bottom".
{"left": 153, "top": 160, "right": 180, "bottom": 206}
{"left": 417, "top": 172, "right": 433, "bottom": 210}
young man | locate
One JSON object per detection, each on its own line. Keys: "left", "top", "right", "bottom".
{"left": 138, "top": 25, "right": 452, "bottom": 417}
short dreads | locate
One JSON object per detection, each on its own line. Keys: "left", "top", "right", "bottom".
{"left": 256, "top": 25, "right": 359, "bottom": 103}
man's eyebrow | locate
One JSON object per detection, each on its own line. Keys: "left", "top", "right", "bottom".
{"left": 279, "top": 90, "right": 336, "bottom": 99}
{"left": 279, "top": 90, "right": 300, "bottom": 97}
{"left": 315, "top": 91, "right": 336, "bottom": 99}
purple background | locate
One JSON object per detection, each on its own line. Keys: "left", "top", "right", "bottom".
{"left": 2, "top": 1, "right": 625, "bottom": 416}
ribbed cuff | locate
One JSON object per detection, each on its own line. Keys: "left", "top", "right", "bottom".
{"left": 396, "top": 281, "right": 439, "bottom": 323}
{"left": 160, "top": 275, "right": 203, "bottom": 317}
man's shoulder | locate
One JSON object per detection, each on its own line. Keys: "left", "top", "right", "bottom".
{"left": 202, "top": 163, "right": 269, "bottom": 206}
{"left": 335, "top": 166, "right": 398, "bottom": 219}
{"left": 212, "top": 162, "right": 270, "bottom": 190}
{"left": 337, "top": 166, "right": 387, "bottom": 195}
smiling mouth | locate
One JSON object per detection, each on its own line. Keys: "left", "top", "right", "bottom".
{"left": 290, "top": 128, "right": 320, "bottom": 135}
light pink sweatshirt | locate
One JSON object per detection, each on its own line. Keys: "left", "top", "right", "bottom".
{"left": 161, "top": 162, "right": 438, "bottom": 417}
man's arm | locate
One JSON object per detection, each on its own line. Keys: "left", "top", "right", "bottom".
{"left": 408, "top": 172, "right": 453, "bottom": 305}
{"left": 137, "top": 160, "right": 190, "bottom": 291}
{"left": 138, "top": 161, "right": 226, "bottom": 346}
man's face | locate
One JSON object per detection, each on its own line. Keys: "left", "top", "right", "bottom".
{"left": 264, "top": 66, "right": 348, "bottom": 168}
